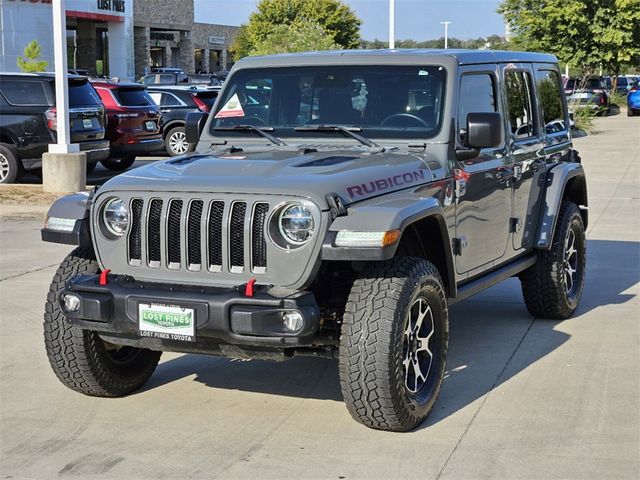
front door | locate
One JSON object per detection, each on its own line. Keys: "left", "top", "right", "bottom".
{"left": 501, "top": 65, "right": 546, "bottom": 251}
{"left": 454, "top": 65, "right": 512, "bottom": 275}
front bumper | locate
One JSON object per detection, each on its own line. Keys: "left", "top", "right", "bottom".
{"left": 61, "top": 273, "right": 321, "bottom": 352}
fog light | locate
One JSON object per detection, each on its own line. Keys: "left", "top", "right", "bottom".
{"left": 62, "top": 294, "right": 80, "bottom": 313}
{"left": 282, "top": 311, "right": 304, "bottom": 333}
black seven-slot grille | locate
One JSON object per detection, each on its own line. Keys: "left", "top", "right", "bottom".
{"left": 128, "top": 198, "right": 270, "bottom": 273}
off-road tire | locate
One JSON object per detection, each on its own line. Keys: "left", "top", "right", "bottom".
{"left": 44, "top": 248, "right": 161, "bottom": 397}
{"left": 0, "top": 143, "right": 24, "bottom": 184}
{"left": 165, "top": 126, "right": 194, "bottom": 156}
{"left": 520, "top": 201, "right": 586, "bottom": 319}
{"left": 101, "top": 155, "right": 136, "bottom": 171}
{"left": 339, "top": 256, "right": 449, "bottom": 431}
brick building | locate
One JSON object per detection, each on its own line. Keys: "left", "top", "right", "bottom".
{"left": 133, "top": 0, "right": 239, "bottom": 79}
{"left": 0, "top": 0, "right": 239, "bottom": 81}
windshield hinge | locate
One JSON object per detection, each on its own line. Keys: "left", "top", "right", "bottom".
{"left": 326, "top": 193, "right": 348, "bottom": 220}
{"left": 408, "top": 143, "right": 427, "bottom": 152}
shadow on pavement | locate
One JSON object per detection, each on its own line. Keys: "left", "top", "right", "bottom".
{"left": 141, "top": 238, "right": 638, "bottom": 426}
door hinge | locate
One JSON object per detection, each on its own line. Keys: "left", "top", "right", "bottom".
{"left": 452, "top": 236, "right": 467, "bottom": 256}
{"left": 509, "top": 217, "right": 522, "bottom": 233}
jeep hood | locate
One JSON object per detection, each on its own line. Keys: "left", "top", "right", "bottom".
{"left": 100, "top": 148, "right": 436, "bottom": 209}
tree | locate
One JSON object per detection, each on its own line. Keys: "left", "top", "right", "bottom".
{"left": 17, "top": 40, "right": 48, "bottom": 73}
{"left": 498, "top": 0, "right": 640, "bottom": 77}
{"left": 232, "top": 0, "right": 361, "bottom": 59}
{"left": 250, "top": 19, "right": 338, "bottom": 56}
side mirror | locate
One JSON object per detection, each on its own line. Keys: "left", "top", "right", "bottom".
{"left": 185, "top": 112, "right": 208, "bottom": 145}
{"left": 465, "top": 112, "right": 503, "bottom": 149}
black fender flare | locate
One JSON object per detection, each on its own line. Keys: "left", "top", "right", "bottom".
{"left": 321, "top": 196, "right": 457, "bottom": 297}
{"left": 534, "top": 161, "right": 588, "bottom": 250}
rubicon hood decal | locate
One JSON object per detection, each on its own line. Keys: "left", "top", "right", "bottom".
{"left": 347, "top": 170, "right": 427, "bottom": 199}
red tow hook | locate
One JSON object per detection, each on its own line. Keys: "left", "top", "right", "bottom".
{"left": 245, "top": 278, "right": 257, "bottom": 297}
{"left": 99, "top": 269, "right": 111, "bottom": 286}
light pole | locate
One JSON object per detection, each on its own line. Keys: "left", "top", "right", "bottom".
{"left": 389, "top": 0, "right": 395, "bottom": 49}
{"left": 43, "top": 0, "right": 85, "bottom": 193}
{"left": 440, "top": 21, "right": 452, "bottom": 49}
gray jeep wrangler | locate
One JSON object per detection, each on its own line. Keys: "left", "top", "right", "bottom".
{"left": 42, "top": 50, "right": 587, "bottom": 431}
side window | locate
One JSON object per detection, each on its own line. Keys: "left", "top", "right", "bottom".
{"left": 0, "top": 80, "right": 49, "bottom": 106}
{"left": 458, "top": 73, "right": 496, "bottom": 137}
{"left": 161, "top": 93, "right": 182, "bottom": 106}
{"left": 505, "top": 70, "right": 537, "bottom": 139}
{"left": 536, "top": 70, "right": 568, "bottom": 134}
{"left": 148, "top": 92, "right": 162, "bottom": 105}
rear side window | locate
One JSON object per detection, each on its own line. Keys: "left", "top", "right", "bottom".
{"left": 158, "top": 74, "right": 175, "bottom": 85}
{"left": 0, "top": 80, "right": 49, "bottom": 106}
{"left": 536, "top": 70, "right": 567, "bottom": 133}
{"left": 68, "top": 80, "right": 101, "bottom": 107}
{"left": 113, "top": 88, "right": 154, "bottom": 107}
{"left": 505, "top": 70, "right": 537, "bottom": 139}
{"left": 148, "top": 92, "right": 182, "bottom": 107}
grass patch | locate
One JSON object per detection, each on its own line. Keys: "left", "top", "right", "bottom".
{"left": 0, "top": 185, "right": 71, "bottom": 206}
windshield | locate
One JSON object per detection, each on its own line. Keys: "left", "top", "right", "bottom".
{"left": 113, "top": 88, "right": 155, "bottom": 107}
{"left": 68, "top": 79, "right": 101, "bottom": 107}
{"left": 211, "top": 65, "right": 447, "bottom": 140}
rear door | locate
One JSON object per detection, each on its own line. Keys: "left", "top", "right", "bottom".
{"left": 454, "top": 65, "right": 512, "bottom": 275}
{"left": 500, "top": 64, "right": 546, "bottom": 251}
{"left": 66, "top": 78, "right": 105, "bottom": 142}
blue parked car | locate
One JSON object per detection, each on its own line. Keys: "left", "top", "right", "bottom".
{"left": 627, "top": 81, "right": 640, "bottom": 116}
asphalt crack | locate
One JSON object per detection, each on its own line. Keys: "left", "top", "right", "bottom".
{"left": 0, "top": 263, "right": 58, "bottom": 282}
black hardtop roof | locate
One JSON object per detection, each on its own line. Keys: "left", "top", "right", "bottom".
{"left": 235, "top": 48, "right": 558, "bottom": 69}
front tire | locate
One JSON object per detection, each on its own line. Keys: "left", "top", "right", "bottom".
{"left": 520, "top": 201, "right": 586, "bottom": 319}
{"left": 44, "top": 248, "right": 161, "bottom": 397}
{"left": 339, "top": 257, "right": 449, "bottom": 431}
{"left": 165, "top": 126, "right": 194, "bottom": 156}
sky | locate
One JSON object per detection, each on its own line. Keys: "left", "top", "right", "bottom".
{"left": 194, "top": 0, "right": 506, "bottom": 41}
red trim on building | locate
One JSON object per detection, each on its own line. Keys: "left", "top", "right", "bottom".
{"left": 66, "top": 10, "right": 124, "bottom": 23}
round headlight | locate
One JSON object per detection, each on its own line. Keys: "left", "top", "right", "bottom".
{"left": 278, "top": 203, "right": 315, "bottom": 245}
{"left": 103, "top": 197, "right": 129, "bottom": 236}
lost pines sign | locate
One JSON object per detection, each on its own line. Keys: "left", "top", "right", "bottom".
{"left": 97, "top": 0, "right": 125, "bottom": 13}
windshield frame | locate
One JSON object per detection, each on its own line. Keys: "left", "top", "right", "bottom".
{"left": 208, "top": 64, "right": 448, "bottom": 142}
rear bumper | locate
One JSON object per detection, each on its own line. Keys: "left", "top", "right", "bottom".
{"left": 60, "top": 273, "right": 322, "bottom": 352}
{"left": 109, "top": 138, "right": 164, "bottom": 158}
{"left": 21, "top": 140, "right": 110, "bottom": 169}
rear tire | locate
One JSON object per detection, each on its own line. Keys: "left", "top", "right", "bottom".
{"left": 339, "top": 257, "right": 448, "bottom": 431}
{"left": 101, "top": 155, "right": 136, "bottom": 171}
{"left": 628, "top": 108, "right": 635, "bottom": 117}
{"left": 165, "top": 126, "right": 194, "bottom": 156}
{"left": 0, "top": 143, "right": 24, "bottom": 184}
{"left": 44, "top": 248, "right": 161, "bottom": 397}
{"left": 520, "top": 201, "right": 586, "bottom": 319}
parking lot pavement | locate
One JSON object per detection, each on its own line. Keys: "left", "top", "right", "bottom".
{"left": 0, "top": 115, "right": 638, "bottom": 479}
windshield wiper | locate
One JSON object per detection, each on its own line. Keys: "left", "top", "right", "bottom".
{"left": 213, "top": 125, "right": 287, "bottom": 147}
{"left": 294, "top": 125, "right": 380, "bottom": 149}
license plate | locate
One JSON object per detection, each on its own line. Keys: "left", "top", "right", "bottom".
{"left": 82, "top": 118, "right": 93, "bottom": 129}
{"left": 145, "top": 120, "right": 156, "bottom": 131}
{"left": 139, "top": 303, "right": 195, "bottom": 342}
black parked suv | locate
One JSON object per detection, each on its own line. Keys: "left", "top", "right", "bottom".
{"left": 42, "top": 50, "right": 587, "bottom": 432}
{"left": 0, "top": 73, "right": 109, "bottom": 183}
{"left": 147, "top": 86, "right": 220, "bottom": 156}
